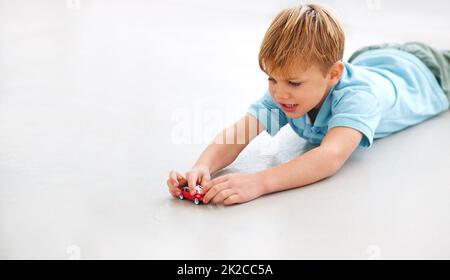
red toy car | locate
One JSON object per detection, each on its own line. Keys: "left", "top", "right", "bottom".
{"left": 178, "top": 185, "right": 205, "bottom": 205}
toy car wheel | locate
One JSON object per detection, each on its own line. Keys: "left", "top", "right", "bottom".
{"left": 178, "top": 194, "right": 184, "bottom": 200}
{"left": 194, "top": 198, "right": 200, "bottom": 205}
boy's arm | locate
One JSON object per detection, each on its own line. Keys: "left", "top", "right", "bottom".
{"left": 193, "top": 113, "right": 265, "bottom": 175}
{"left": 202, "top": 126, "right": 363, "bottom": 205}
{"left": 259, "top": 126, "right": 363, "bottom": 194}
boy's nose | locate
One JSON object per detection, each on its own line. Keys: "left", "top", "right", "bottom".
{"left": 271, "top": 85, "right": 292, "bottom": 100}
{"left": 274, "top": 90, "right": 291, "bottom": 100}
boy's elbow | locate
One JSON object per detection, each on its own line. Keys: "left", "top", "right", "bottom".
{"left": 320, "top": 147, "right": 347, "bottom": 175}
{"left": 329, "top": 158, "right": 344, "bottom": 175}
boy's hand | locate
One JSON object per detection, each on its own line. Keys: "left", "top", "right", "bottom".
{"left": 167, "top": 165, "right": 211, "bottom": 197}
{"left": 166, "top": 170, "right": 188, "bottom": 198}
{"left": 202, "top": 173, "right": 264, "bottom": 206}
{"left": 186, "top": 165, "right": 211, "bottom": 195}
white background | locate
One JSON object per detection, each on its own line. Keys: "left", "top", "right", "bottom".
{"left": 0, "top": 0, "right": 449, "bottom": 259}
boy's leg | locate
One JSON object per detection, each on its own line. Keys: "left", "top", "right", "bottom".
{"left": 349, "top": 42, "right": 450, "bottom": 101}
{"left": 399, "top": 42, "right": 450, "bottom": 101}
{"left": 348, "top": 42, "right": 402, "bottom": 63}
{"left": 440, "top": 50, "right": 450, "bottom": 101}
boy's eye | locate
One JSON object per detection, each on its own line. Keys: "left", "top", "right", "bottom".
{"left": 288, "top": 81, "right": 302, "bottom": 87}
{"left": 268, "top": 77, "right": 302, "bottom": 87}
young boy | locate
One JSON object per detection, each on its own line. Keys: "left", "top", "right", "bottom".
{"left": 166, "top": 4, "right": 450, "bottom": 205}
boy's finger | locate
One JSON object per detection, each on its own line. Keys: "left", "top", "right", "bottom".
{"left": 169, "top": 170, "right": 180, "bottom": 187}
{"left": 203, "top": 175, "right": 228, "bottom": 191}
{"left": 200, "top": 173, "right": 211, "bottom": 186}
{"left": 172, "top": 187, "right": 181, "bottom": 196}
{"left": 166, "top": 179, "right": 173, "bottom": 189}
{"left": 170, "top": 188, "right": 181, "bottom": 198}
{"left": 223, "top": 194, "right": 239, "bottom": 206}
{"left": 177, "top": 174, "right": 187, "bottom": 186}
{"left": 167, "top": 180, "right": 180, "bottom": 198}
{"left": 186, "top": 172, "right": 198, "bottom": 195}
{"left": 203, "top": 182, "right": 229, "bottom": 204}
{"left": 211, "top": 189, "right": 235, "bottom": 205}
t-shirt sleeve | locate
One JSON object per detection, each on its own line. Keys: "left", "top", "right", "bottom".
{"left": 328, "top": 89, "right": 381, "bottom": 148}
{"left": 247, "top": 90, "right": 288, "bottom": 136}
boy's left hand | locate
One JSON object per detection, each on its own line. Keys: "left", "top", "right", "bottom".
{"left": 202, "top": 173, "right": 264, "bottom": 206}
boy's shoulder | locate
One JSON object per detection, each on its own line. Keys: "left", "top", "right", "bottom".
{"left": 330, "top": 62, "right": 376, "bottom": 98}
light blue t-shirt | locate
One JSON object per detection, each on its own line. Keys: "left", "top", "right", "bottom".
{"left": 248, "top": 48, "right": 449, "bottom": 148}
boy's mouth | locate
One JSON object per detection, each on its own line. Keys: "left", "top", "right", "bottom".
{"left": 279, "top": 103, "right": 298, "bottom": 113}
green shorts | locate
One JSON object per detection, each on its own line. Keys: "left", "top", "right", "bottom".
{"left": 348, "top": 42, "right": 450, "bottom": 101}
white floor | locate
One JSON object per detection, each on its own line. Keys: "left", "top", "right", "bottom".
{"left": 0, "top": 0, "right": 449, "bottom": 259}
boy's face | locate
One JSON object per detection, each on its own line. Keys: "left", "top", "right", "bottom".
{"left": 267, "top": 63, "right": 342, "bottom": 119}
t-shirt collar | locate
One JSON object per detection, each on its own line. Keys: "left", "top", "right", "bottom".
{"left": 307, "top": 83, "right": 336, "bottom": 127}
{"left": 308, "top": 64, "right": 347, "bottom": 127}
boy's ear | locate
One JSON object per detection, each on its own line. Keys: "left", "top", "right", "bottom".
{"left": 328, "top": 61, "right": 344, "bottom": 83}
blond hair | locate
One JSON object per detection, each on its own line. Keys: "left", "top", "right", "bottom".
{"left": 259, "top": 3, "right": 345, "bottom": 77}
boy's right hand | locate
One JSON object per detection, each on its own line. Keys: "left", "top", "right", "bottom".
{"left": 167, "top": 165, "right": 211, "bottom": 197}
{"left": 167, "top": 170, "right": 187, "bottom": 198}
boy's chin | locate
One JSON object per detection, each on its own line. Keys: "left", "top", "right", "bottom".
{"left": 285, "top": 111, "right": 303, "bottom": 119}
